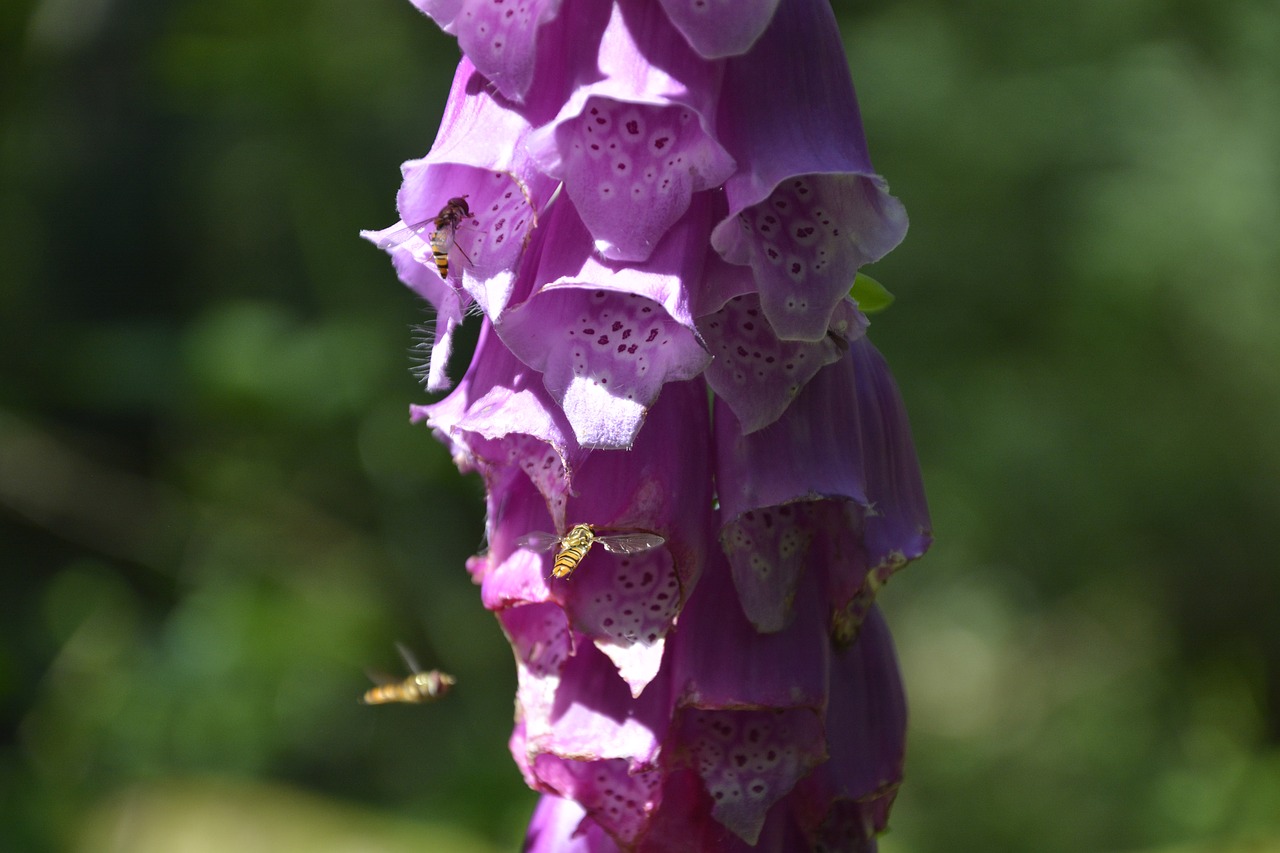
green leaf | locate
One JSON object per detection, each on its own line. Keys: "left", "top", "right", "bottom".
{"left": 849, "top": 273, "right": 895, "bottom": 314}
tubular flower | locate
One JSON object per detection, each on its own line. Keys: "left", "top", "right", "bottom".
{"left": 364, "top": 0, "right": 930, "bottom": 850}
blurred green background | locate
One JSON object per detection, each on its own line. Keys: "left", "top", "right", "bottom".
{"left": 2, "top": 1, "right": 1277, "bottom": 851}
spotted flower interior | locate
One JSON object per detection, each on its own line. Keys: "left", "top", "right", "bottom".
{"left": 364, "top": 0, "right": 931, "bottom": 849}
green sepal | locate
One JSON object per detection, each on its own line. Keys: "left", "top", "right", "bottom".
{"left": 849, "top": 273, "right": 894, "bottom": 314}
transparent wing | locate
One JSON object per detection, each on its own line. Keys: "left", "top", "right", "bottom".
{"left": 395, "top": 642, "right": 423, "bottom": 674}
{"left": 596, "top": 532, "right": 665, "bottom": 555}
{"left": 364, "top": 668, "right": 397, "bottom": 687}
{"left": 514, "top": 531, "right": 563, "bottom": 553}
{"left": 361, "top": 218, "right": 435, "bottom": 251}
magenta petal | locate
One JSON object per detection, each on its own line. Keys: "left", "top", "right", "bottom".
{"left": 480, "top": 475, "right": 556, "bottom": 609}
{"left": 411, "top": 0, "right": 564, "bottom": 103}
{"left": 416, "top": 321, "right": 583, "bottom": 484}
{"left": 672, "top": 551, "right": 827, "bottom": 709}
{"left": 525, "top": 1, "right": 733, "bottom": 262}
{"left": 534, "top": 756, "right": 664, "bottom": 848}
{"left": 368, "top": 60, "right": 557, "bottom": 318}
{"left": 715, "top": 338, "right": 930, "bottom": 568}
{"left": 566, "top": 546, "right": 681, "bottom": 694}
{"left": 824, "top": 607, "right": 906, "bottom": 807}
{"left": 393, "top": 160, "right": 548, "bottom": 320}
{"left": 714, "top": 339, "right": 930, "bottom": 634}
{"left": 669, "top": 565, "right": 828, "bottom": 843}
{"left": 718, "top": 501, "right": 847, "bottom": 633}
{"left": 393, "top": 242, "right": 468, "bottom": 392}
{"left": 674, "top": 707, "right": 826, "bottom": 845}
{"left": 502, "top": 604, "right": 575, "bottom": 732}
{"left": 633, "top": 769, "right": 746, "bottom": 852}
{"left": 710, "top": 0, "right": 907, "bottom": 341}
{"left": 524, "top": 642, "right": 672, "bottom": 767}
{"left": 524, "top": 795, "right": 620, "bottom": 853}
{"left": 700, "top": 292, "right": 866, "bottom": 433}
{"left": 498, "top": 201, "right": 712, "bottom": 449}
{"left": 515, "top": 642, "right": 673, "bottom": 846}
{"left": 657, "top": 0, "right": 780, "bottom": 58}
{"left": 551, "top": 380, "right": 715, "bottom": 694}
{"left": 792, "top": 606, "right": 905, "bottom": 846}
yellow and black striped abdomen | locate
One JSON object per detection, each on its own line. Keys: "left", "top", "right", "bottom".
{"left": 552, "top": 540, "right": 591, "bottom": 578}
{"left": 551, "top": 524, "right": 597, "bottom": 579}
{"left": 362, "top": 670, "right": 455, "bottom": 705}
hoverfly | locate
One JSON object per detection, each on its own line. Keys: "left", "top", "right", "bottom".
{"left": 361, "top": 642, "right": 456, "bottom": 705}
{"left": 426, "top": 195, "right": 473, "bottom": 280}
{"left": 363, "top": 196, "right": 473, "bottom": 280}
{"left": 514, "top": 523, "right": 666, "bottom": 580}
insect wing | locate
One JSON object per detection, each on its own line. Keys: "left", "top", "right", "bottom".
{"left": 395, "top": 641, "right": 423, "bottom": 674}
{"left": 515, "top": 531, "right": 563, "bottom": 553}
{"left": 362, "top": 218, "right": 435, "bottom": 252}
{"left": 595, "top": 532, "right": 665, "bottom": 555}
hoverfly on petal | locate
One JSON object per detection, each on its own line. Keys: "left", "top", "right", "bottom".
{"left": 361, "top": 642, "right": 456, "bottom": 705}
{"left": 362, "top": 196, "right": 473, "bottom": 280}
{"left": 426, "top": 196, "right": 473, "bottom": 280}
{"left": 515, "top": 523, "right": 665, "bottom": 580}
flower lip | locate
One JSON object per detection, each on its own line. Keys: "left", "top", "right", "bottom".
{"left": 657, "top": 0, "right": 783, "bottom": 59}
{"left": 524, "top": 0, "right": 735, "bottom": 263}
{"left": 708, "top": 0, "right": 908, "bottom": 341}
{"left": 496, "top": 198, "right": 713, "bottom": 450}
{"left": 409, "top": 0, "right": 566, "bottom": 103}
{"left": 528, "top": 95, "right": 735, "bottom": 263}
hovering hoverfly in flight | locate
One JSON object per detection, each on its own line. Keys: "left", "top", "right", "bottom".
{"left": 514, "top": 523, "right": 666, "bottom": 580}
{"left": 361, "top": 642, "right": 456, "bottom": 705}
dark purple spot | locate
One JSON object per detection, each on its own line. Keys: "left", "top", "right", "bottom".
{"left": 743, "top": 321, "right": 754, "bottom": 331}
{"left": 653, "top": 135, "right": 669, "bottom": 149}
{"left": 626, "top": 120, "right": 640, "bottom": 135}
{"left": 645, "top": 328, "right": 659, "bottom": 342}
{"left": 790, "top": 262, "right": 802, "bottom": 274}
{"left": 627, "top": 344, "right": 637, "bottom": 354}
{"left": 617, "top": 344, "right": 626, "bottom": 353}
{"left": 622, "top": 328, "right": 632, "bottom": 339}
{"left": 583, "top": 328, "right": 595, "bottom": 335}
{"left": 611, "top": 321, "right": 623, "bottom": 332}
{"left": 598, "top": 335, "right": 609, "bottom": 345}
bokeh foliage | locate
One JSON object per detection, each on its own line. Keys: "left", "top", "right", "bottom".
{"left": 2, "top": 1, "right": 1278, "bottom": 851}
